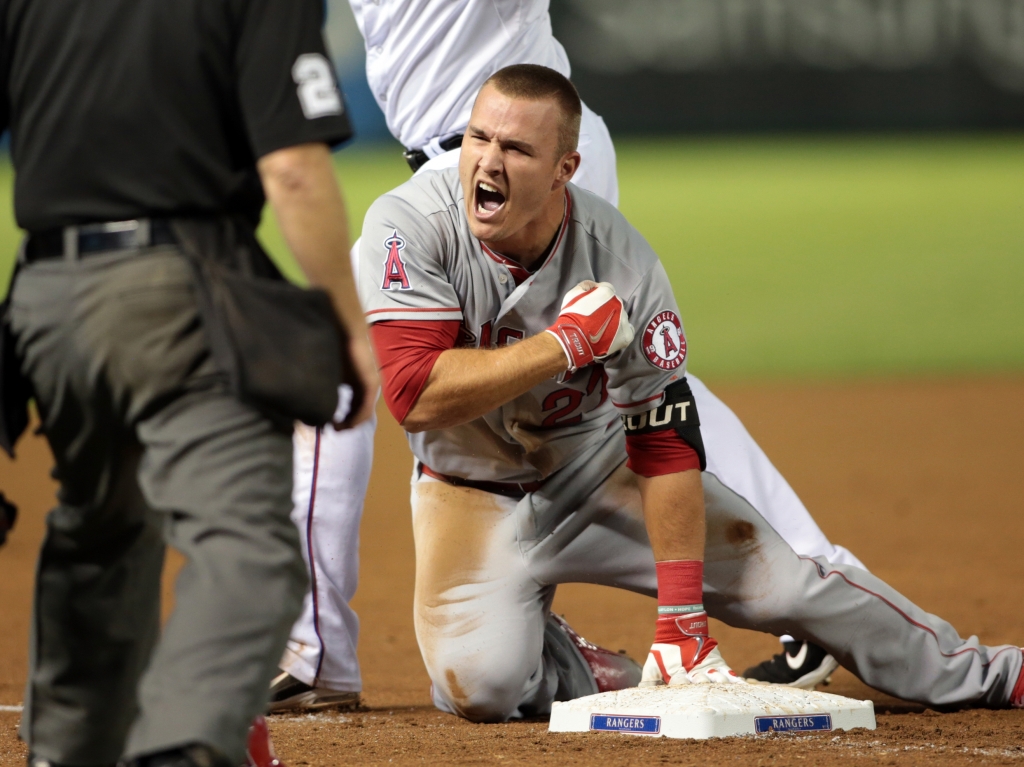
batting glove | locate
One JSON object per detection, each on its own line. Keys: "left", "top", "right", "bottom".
{"left": 639, "top": 611, "right": 744, "bottom": 686}
{"left": 547, "top": 281, "right": 634, "bottom": 374}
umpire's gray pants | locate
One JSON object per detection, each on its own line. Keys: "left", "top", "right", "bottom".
{"left": 8, "top": 248, "right": 308, "bottom": 765}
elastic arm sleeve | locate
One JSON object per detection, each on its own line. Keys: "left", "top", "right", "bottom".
{"left": 370, "top": 320, "right": 461, "bottom": 423}
{"left": 621, "top": 378, "right": 707, "bottom": 477}
{"left": 625, "top": 431, "right": 701, "bottom": 478}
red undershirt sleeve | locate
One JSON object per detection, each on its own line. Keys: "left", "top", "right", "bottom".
{"left": 370, "top": 320, "right": 461, "bottom": 424}
{"left": 371, "top": 318, "right": 704, "bottom": 475}
{"left": 625, "top": 429, "right": 701, "bottom": 478}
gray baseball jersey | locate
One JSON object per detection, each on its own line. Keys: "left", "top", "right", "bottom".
{"left": 358, "top": 168, "right": 690, "bottom": 482}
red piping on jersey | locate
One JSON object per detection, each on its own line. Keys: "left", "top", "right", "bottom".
{"left": 479, "top": 245, "right": 531, "bottom": 286}
{"left": 799, "top": 555, "right": 1017, "bottom": 668}
{"left": 612, "top": 392, "right": 664, "bottom": 409}
{"left": 366, "top": 306, "right": 462, "bottom": 316}
{"left": 480, "top": 189, "right": 571, "bottom": 285}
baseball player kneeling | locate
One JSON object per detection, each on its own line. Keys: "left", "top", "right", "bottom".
{"left": 358, "top": 65, "right": 1024, "bottom": 721}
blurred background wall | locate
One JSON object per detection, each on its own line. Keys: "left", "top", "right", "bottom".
{"left": 327, "top": 0, "right": 1024, "bottom": 138}
{"left": 556, "top": 0, "right": 1024, "bottom": 132}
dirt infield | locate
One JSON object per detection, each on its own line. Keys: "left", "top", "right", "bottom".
{"left": 1, "top": 377, "right": 1022, "bottom": 765}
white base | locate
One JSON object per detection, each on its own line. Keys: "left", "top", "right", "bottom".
{"left": 549, "top": 684, "right": 876, "bottom": 739}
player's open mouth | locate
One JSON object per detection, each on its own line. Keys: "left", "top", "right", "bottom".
{"left": 475, "top": 181, "right": 506, "bottom": 219}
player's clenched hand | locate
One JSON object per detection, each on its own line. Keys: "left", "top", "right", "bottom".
{"left": 639, "top": 610, "right": 744, "bottom": 686}
{"left": 546, "top": 280, "right": 634, "bottom": 373}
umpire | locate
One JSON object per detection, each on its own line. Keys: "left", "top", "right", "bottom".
{"left": 0, "top": 0, "right": 377, "bottom": 765}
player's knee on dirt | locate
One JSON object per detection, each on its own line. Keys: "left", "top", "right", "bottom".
{"left": 430, "top": 664, "right": 527, "bottom": 723}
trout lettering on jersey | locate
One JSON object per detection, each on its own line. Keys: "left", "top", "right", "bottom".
{"left": 381, "top": 230, "right": 411, "bottom": 291}
{"left": 621, "top": 378, "right": 707, "bottom": 470}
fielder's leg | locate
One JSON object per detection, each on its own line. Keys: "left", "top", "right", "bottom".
{"left": 275, "top": 417, "right": 375, "bottom": 709}
{"left": 572, "top": 103, "right": 619, "bottom": 208}
{"left": 689, "top": 374, "right": 865, "bottom": 571}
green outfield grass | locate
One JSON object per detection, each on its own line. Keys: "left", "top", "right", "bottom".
{"left": 2, "top": 135, "right": 1022, "bottom": 380}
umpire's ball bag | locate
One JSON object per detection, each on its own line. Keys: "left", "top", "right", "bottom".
{"left": 172, "top": 217, "right": 362, "bottom": 427}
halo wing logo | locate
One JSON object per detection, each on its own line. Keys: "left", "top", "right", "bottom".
{"left": 642, "top": 311, "right": 685, "bottom": 370}
{"left": 381, "top": 230, "right": 411, "bottom": 291}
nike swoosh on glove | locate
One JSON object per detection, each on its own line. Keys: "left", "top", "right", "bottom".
{"left": 639, "top": 611, "right": 745, "bottom": 686}
{"left": 547, "top": 280, "right": 634, "bottom": 374}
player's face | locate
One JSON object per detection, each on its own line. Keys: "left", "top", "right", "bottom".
{"left": 460, "top": 85, "right": 579, "bottom": 254}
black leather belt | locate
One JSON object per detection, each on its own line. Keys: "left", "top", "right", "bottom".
{"left": 402, "top": 134, "right": 464, "bottom": 172}
{"left": 23, "top": 218, "right": 177, "bottom": 263}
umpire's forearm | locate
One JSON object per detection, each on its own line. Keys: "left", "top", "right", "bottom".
{"left": 258, "top": 143, "right": 361, "bottom": 335}
{"left": 258, "top": 142, "right": 379, "bottom": 426}
{"left": 402, "top": 332, "right": 567, "bottom": 432}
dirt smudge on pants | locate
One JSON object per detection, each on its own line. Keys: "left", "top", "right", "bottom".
{"left": 445, "top": 668, "right": 468, "bottom": 709}
{"left": 412, "top": 479, "right": 513, "bottom": 669}
{"left": 725, "top": 519, "right": 756, "bottom": 546}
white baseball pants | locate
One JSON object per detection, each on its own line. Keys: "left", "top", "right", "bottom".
{"left": 279, "top": 417, "right": 375, "bottom": 692}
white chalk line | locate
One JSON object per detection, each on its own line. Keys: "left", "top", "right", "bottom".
{"left": 0, "top": 704, "right": 23, "bottom": 713}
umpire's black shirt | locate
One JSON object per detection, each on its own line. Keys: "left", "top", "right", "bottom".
{"left": 0, "top": 0, "right": 353, "bottom": 232}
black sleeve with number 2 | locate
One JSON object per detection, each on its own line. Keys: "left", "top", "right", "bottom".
{"left": 235, "top": 0, "right": 353, "bottom": 159}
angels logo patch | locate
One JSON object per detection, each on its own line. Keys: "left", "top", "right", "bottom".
{"left": 642, "top": 311, "right": 686, "bottom": 370}
{"left": 381, "top": 230, "right": 411, "bottom": 291}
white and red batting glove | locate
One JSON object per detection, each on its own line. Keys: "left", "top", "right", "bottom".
{"left": 640, "top": 611, "right": 744, "bottom": 686}
{"left": 640, "top": 560, "right": 743, "bottom": 686}
{"left": 547, "top": 281, "right": 634, "bottom": 373}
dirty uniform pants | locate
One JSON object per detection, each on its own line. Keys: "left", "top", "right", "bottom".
{"left": 7, "top": 249, "right": 308, "bottom": 764}
{"left": 411, "top": 450, "right": 1021, "bottom": 722}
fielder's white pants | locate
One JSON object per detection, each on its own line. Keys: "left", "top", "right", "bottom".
{"left": 690, "top": 375, "right": 866, "bottom": 572}
{"left": 279, "top": 417, "right": 375, "bottom": 691}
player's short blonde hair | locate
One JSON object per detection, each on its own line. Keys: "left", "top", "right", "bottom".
{"left": 483, "top": 64, "right": 583, "bottom": 160}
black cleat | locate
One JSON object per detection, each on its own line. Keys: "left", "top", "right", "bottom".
{"left": 267, "top": 671, "right": 360, "bottom": 713}
{"left": 743, "top": 640, "right": 839, "bottom": 689}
